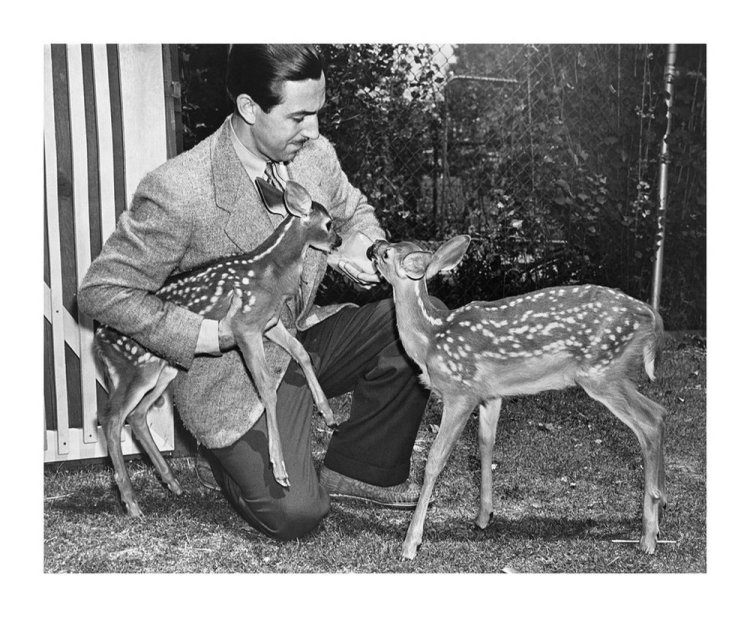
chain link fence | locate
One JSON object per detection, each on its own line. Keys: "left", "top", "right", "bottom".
{"left": 178, "top": 44, "right": 706, "bottom": 329}
{"left": 316, "top": 44, "right": 705, "bottom": 329}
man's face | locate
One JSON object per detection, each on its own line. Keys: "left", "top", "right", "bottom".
{"left": 250, "top": 74, "right": 326, "bottom": 162}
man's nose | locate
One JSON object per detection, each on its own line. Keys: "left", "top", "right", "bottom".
{"left": 301, "top": 115, "right": 319, "bottom": 140}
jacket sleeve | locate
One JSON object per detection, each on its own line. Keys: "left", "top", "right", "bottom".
{"left": 77, "top": 171, "right": 203, "bottom": 370}
{"left": 318, "top": 138, "right": 386, "bottom": 243}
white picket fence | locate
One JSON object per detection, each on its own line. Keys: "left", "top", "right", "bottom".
{"left": 44, "top": 44, "right": 180, "bottom": 463}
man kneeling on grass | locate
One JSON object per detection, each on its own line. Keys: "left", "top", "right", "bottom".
{"left": 79, "top": 44, "right": 431, "bottom": 539}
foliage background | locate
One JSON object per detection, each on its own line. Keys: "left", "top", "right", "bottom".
{"left": 178, "top": 44, "right": 706, "bottom": 330}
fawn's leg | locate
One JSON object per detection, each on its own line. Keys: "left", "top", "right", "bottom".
{"left": 264, "top": 322, "right": 337, "bottom": 428}
{"left": 127, "top": 364, "right": 183, "bottom": 496}
{"left": 100, "top": 365, "right": 164, "bottom": 517}
{"left": 624, "top": 382, "right": 668, "bottom": 536}
{"left": 402, "top": 394, "right": 476, "bottom": 560}
{"left": 475, "top": 397, "right": 503, "bottom": 529}
{"left": 579, "top": 377, "right": 667, "bottom": 554}
{"left": 235, "top": 331, "right": 290, "bottom": 488}
{"left": 101, "top": 400, "right": 142, "bottom": 516}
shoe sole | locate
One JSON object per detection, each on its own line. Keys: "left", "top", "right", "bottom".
{"left": 196, "top": 475, "right": 221, "bottom": 492}
{"left": 327, "top": 492, "right": 434, "bottom": 510}
{"left": 195, "top": 464, "right": 221, "bottom": 492}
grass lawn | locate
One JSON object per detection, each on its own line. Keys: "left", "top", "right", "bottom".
{"left": 44, "top": 333, "right": 705, "bottom": 574}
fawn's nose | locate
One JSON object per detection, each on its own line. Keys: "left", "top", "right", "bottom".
{"left": 367, "top": 240, "right": 387, "bottom": 261}
{"left": 332, "top": 232, "right": 343, "bottom": 250}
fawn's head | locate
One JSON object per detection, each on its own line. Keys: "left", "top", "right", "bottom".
{"left": 256, "top": 178, "right": 341, "bottom": 253}
{"left": 368, "top": 235, "right": 471, "bottom": 286}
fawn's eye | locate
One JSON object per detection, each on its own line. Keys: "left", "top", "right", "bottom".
{"left": 325, "top": 220, "right": 332, "bottom": 231}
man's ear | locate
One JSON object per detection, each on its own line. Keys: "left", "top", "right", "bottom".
{"left": 236, "top": 93, "right": 258, "bottom": 124}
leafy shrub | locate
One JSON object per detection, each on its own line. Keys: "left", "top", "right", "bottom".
{"left": 178, "top": 44, "right": 705, "bottom": 330}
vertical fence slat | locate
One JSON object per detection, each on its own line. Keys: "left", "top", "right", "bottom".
{"left": 162, "top": 44, "right": 183, "bottom": 159}
{"left": 119, "top": 45, "right": 169, "bottom": 198}
{"left": 43, "top": 283, "right": 54, "bottom": 448}
{"left": 67, "top": 44, "right": 99, "bottom": 443}
{"left": 92, "top": 44, "right": 117, "bottom": 246}
{"left": 106, "top": 45, "right": 128, "bottom": 220}
{"left": 44, "top": 45, "right": 70, "bottom": 455}
{"left": 81, "top": 45, "right": 103, "bottom": 259}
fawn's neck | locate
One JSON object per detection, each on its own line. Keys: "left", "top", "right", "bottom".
{"left": 262, "top": 219, "right": 308, "bottom": 289}
{"left": 391, "top": 278, "right": 444, "bottom": 364}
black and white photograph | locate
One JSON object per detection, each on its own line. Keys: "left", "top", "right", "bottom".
{"left": 9, "top": 0, "right": 748, "bottom": 613}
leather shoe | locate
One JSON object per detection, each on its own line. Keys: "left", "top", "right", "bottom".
{"left": 195, "top": 446, "right": 221, "bottom": 492}
{"left": 319, "top": 466, "right": 433, "bottom": 510}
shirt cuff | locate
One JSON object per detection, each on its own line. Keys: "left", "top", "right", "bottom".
{"left": 196, "top": 319, "right": 221, "bottom": 356}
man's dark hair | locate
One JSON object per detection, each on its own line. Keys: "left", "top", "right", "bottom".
{"left": 226, "top": 44, "right": 325, "bottom": 112}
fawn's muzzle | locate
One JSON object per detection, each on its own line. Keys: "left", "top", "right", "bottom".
{"left": 366, "top": 239, "right": 388, "bottom": 261}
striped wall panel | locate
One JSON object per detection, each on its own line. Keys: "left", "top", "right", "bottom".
{"left": 44, "top": 44, "right": 178, "bottom": 463}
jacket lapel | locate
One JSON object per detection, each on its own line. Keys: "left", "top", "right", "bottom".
{"left": 211, "top": 118, "right": 281, "bottom": 252}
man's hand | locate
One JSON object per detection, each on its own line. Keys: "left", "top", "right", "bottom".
{"left": 328, "top": 231, "right": 381, "bottom": 288}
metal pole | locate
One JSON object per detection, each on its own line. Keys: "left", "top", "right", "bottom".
{"left": 650, "top": 44, "right": 678, "bottom": 311}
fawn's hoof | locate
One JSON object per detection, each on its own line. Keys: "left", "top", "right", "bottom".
{"left": 319, "top": 410, "right": 338, "bottom": 430}
{"left": 401, "top": 541, "right": 420, "bottom": 560}
{"left": 124, "top": 501, "right": 144, "bottom": 518}
{"left": 272, "top": 462, "right": 291, "bottom": 488}
{"left": 639, "top": 534, "right": 657, "bottom": 555}
{"left": 474, "top": 511, "right": 494, "bottom": 530}
{"left": 166, "top": 478, "right": 183, "bottom": 496}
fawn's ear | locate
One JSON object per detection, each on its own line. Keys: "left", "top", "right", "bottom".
{"left": 401, "top": 251, "right": 433, "bottom": 280}
{"left": 255, "top": 178, "right": 287, "bottom": 216}
{"left": 282, "top": 181, "right": 313, "bottom": 218}
{"left": 424, "top": 235, "right": 471, "bottom": 280}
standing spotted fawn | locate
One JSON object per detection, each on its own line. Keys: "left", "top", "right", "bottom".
{"left": 367, "top": 235, "right": 667, "bottom": 559}
{"left": 95, "top": 179, "right": 341, "bottom": 517}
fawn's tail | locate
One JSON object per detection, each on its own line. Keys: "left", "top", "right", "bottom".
{"left": 643, "top": 308, "right": 665, "bottom": 381}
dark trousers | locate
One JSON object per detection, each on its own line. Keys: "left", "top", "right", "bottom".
{"left": 206, "top": 299, "right": 430, "bottom": 540}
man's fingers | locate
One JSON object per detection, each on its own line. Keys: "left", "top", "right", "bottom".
{"left": 339, "top": 262, "right": 381, "bottom": 289}
{"left": 357, "top": 271, "right": 381, "bottom": 284}
{"left": 340, "top": 262, "right": 366, "bottom": 283}
{"left": 339, "top": 261, "right": 357, "bottom": 279}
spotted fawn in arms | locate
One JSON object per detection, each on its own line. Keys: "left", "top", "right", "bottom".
{"left": 94, "top": 179, "right": 341, "bottom": 517}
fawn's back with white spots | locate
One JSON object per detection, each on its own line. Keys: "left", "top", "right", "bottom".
{"left": 425, "top": 282, "right": 660, "bottom": 400}
{"left": 94, "top": 179, "right": 341, "bottom": 517}
{"left": 368, "top": 235, "right": 667, "bottom": 560}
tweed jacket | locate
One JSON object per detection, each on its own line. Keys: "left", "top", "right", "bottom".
{"left": 78, "top": 116, "right": 385, "bottom": 448}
